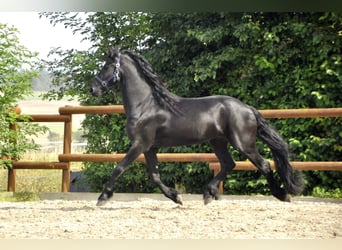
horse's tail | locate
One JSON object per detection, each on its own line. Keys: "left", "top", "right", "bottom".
{"left": 251, "top": 107, "right": 304, "bottom": 195}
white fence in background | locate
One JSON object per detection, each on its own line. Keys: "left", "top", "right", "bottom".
{"left": 24, "top": 141, "right": 87, "bottom": 161}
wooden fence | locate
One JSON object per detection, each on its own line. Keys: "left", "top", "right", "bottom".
{"left": 8, "top": 105, "right": 342, "bottom": 193}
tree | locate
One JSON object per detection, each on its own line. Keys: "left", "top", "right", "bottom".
{"left": 142, "top": 12, "right": 342, "bottom": 196}
{"left": 41, "top": 12, "right": 342, "bottom": 196}
{"left": 0, "top": 23, "right": 47, "bottom": 168}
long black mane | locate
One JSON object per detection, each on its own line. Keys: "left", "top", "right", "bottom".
{"left": 122, "top": 50, "right": 182, "bottom": 115}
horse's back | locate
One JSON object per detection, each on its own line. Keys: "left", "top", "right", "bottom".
{"left": 181, "top": 94, "right": 258, "bottom": 138}
{"left": 178, "top": 95, "right": 254, "bottom": 119}
{"left": 152, "top": 95, "right": 256, "bottom": 147}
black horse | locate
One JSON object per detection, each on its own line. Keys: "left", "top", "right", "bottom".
{"left": 91, "top": 47, "right": 304, "bottom": 206}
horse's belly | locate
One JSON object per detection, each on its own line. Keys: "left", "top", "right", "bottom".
{"left": 154, "top": 121, "right": 224, "bottom": 147}
{"left": 154, "top": 134, "right": 208, "bottom": 147}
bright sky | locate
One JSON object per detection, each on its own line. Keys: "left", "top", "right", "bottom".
{"left": 0, "top": 12, "right": 91, "bottom": 60}
{"left": 0, "top": 12, "right": 91, "bottom": 114}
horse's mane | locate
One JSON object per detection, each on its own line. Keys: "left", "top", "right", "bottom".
{"left": 122, "top": 50, "right": 182, "bottom": 115}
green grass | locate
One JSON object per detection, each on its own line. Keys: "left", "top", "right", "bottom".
{"left": 0, "top": 149, "right": 83, "bottom": 199}
{"left": 0, "top": 168, "right": 63, "bottom": 202}
{"left": 0, "top": 192, "right": 41, "bottom": 202}
{"left": 0, "top": 169, "right": 62, "bottom": 193}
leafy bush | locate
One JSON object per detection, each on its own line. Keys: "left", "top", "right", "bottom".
{"left": 0, "top": 23, "right": 47, "bottom": 169}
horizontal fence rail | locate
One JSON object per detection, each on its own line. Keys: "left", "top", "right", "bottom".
{"left": 59, "top": 105, "right": 342, "bottom": 118}
{"left": 59, "top": 153, "right": 219, "bottom": 162}
{"left": 29, "top": 114, "right": 71, "bottom": 122}
{"left": 12, "top": 161, "right": 69, "bottom": 170}
{"left": 58, "top": 153, "right": 342, "bottom": 171}
{"left": 260, "top": 108, "right": 342, "bottom": 118}
{"left": 7, "top": 105, "right": 342, "bottom": 193}
{"left": 209, "top": 161, "right": 342, "bottom": 171}
{"left": 59, "top": 105, "right": 125, "bottom": 115}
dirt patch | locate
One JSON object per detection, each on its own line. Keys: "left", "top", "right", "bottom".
{"left": 0, "top": 195, "right": 341, "bottom": 239}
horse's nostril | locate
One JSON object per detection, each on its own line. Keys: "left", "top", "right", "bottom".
{"left": 90, "top": 87, "right": 101, "bottom": 97}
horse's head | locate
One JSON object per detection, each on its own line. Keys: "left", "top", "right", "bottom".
{"left": 90, "top": 47, "right": 121, "bottom": 97}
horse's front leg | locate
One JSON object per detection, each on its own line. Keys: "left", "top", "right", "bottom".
{"left": 96, "top": 142, "right": 144, "bottom": 206}
{"left": 144, "top": 148, "right": 183, "bottom": 205}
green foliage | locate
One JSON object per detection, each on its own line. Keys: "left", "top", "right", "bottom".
{"left": 42, "top": 12, "right": 341, "bottom": 197}
{"left": 311, "top": 186, "right": 341, "bottom": 198}
{"left": 0, "top": 23, "right": 48, "bottom": 169}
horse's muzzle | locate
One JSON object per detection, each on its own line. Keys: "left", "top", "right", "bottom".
{"left": 90, "top": 86, "right": 102, "bottom": 97}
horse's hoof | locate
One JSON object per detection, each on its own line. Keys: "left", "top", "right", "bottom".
{"left": 203, "top": 186, "right": 219, "bottom": 205}
{"left": 96, "top": 188, "right": 113, "bottom": 206}
{"left": 168, "top": 188, "right": 183, "bottom": 205}
{"left": 96, "top": 193, "right": 109, "bottom": 206}
{"left": 204, "top": 196, "right": 213, "bottom": 205}
{"left": 214, "top": 194, "right": 221, "bottom": 200}
{"left": 96, "top": 199, "right": 108, "bottom": 206}
{"left": 283, "top": 194, "right": 291, "bottom": 202}
{"left": 203, "top": 192, "right": 213, "bottom": 205}
{"left": 272, "top": 188, "right": 292, "bottom": 202}
{"left": 175, "top": 194, "right": 183, "bottom": 206}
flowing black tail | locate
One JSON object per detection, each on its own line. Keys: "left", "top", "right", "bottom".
{"left": 251, "top": 107, "right": 304, "bottom": 195}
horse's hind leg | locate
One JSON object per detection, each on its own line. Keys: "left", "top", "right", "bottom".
{"left": 144, "top": 148, "right": 183, "bottom": 205}
{"left": 238, "top": 145, "right": 290, "bottom": 202}
{"left": 204, "top": 138, "right": 236, "bottom": 205}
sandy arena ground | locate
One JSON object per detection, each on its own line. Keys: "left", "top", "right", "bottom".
{"left": 0, "top": 194, "right": 341, "bottom": 239}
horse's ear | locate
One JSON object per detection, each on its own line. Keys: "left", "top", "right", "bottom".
{"left": 107, "top": 47, "right": 120, "bottom": 60}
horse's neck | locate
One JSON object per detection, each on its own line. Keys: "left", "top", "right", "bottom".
{"left": 120, "top": 67, "right": 153, "bottom": 116}
{"left": 119, "top": 55, "right": 181, "bottom": 117}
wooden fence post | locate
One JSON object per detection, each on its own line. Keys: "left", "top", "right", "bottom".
{"left": 7, "top": 169, "right": 16, "bottom": 192}
{"left": 7, "top": 106, "right": 21, "bottom": 192}
{"left": 61, "top": 113, "right": 72, "bottom": 192}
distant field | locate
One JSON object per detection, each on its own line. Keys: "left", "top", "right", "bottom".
{"left": 18, "top": 98, "right": 84, "bottom": 127}
{"left": 17, "top": 92, "right": 86, "bottom": 163}
{"left": 18, "top": 94, "right": 85, "bottom": 143}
